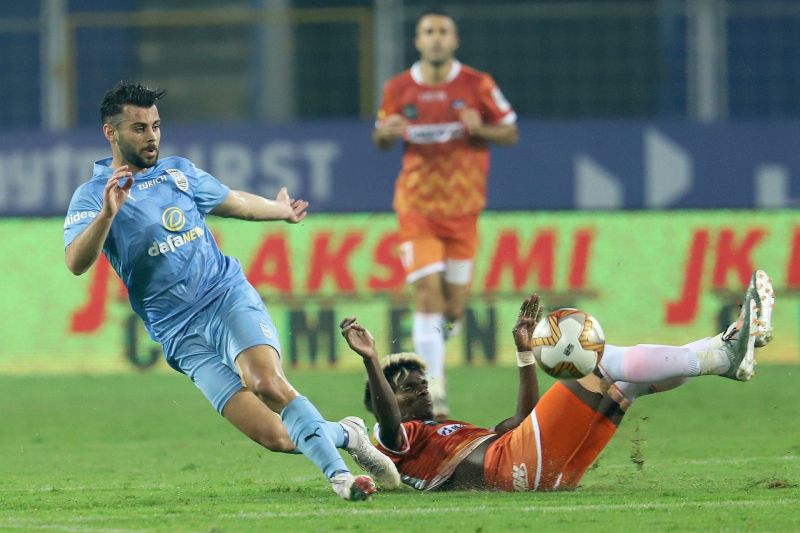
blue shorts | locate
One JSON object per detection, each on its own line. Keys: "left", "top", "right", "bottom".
{"left": 161, "top": 283, "right": 281, "bottom": 414}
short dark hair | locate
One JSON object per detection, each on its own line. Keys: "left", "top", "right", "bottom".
{"left": 414, "top": 8, "right": 458, "bottom": 34}
{"left": 363, "top": 353, "right": 427, "bottom": 414}
{"left": 417, "top": 8, "right": 452, "bottom": 23}
{"left": 100, "top": 81, "right": 166, "bottom": 124}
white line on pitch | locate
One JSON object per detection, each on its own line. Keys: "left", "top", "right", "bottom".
{"left": 225, "top": 498, "right": 798, "bottom": 520}
{"left": 0, "top": 520, "right": 144, "bottom": 533}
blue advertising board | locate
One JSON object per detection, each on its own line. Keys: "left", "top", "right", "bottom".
{"left": 0, "top": 120, "right": 797, "bottom": 217}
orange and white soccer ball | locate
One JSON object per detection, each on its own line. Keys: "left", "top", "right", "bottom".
{"left": 532, "top": 308, "right": 605, "bottom": 379}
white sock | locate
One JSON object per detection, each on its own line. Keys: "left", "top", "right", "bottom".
{"left": 601, "top": 344, "right": 702, "bottom": 382}
{"left": 694, "top": 349, "right": 731, "bottom": 375}
{"left": 601, "top": 342, "right": 731, "bottom": 382}
{"left": 682, "top": 334, "right": 726, "bottom": 352}
{"left": 413, "top": 312, "right": 446, "bottom": 396}
{"left": 682, "top": 335, "right": 732, "bottom": 375}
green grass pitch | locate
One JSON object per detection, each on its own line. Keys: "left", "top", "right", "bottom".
{"left": 0, "top": 365, "right": 798, "bottom": 531}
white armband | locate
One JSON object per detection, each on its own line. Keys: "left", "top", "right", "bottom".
{"left": 516, "top": 350, "right": 536, "bottom": 367}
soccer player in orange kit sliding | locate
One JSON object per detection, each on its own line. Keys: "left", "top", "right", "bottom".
{"left": 341, "top": 269, "right": 774, "bottom": 492}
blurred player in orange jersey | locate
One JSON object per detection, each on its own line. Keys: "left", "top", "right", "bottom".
{"left": 340, "top": 270, "right": 774, "bottom": 492}
{"left": 373, "top": 9, "right": 519, "bottom": 418}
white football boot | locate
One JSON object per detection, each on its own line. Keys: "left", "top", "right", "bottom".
{"left": 330, "top": 472, "right": 377, "bottom": 501}
{"left": 340, "top": 417, "right": 401, "bottom": 489}
{"left": 720, "top": 283, "right": 759, "bottom": 381}
{"left": 752, "top": 269, "right": 774, "bottom": 347}
{"left": 721, "top": 270, "right": 774, "bottom": 346}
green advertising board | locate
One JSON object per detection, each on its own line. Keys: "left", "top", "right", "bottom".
{"left": 0, "top": 211, "right": 796, "bottom": 374}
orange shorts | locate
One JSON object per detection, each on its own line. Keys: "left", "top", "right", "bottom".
{"left": 483, "top": 381, "right": 618, "bottom": 491}
{"left": 397, "top": 211, "right": 479, "bottom": 284}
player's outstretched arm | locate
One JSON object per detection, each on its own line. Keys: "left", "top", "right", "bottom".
{"left": 491, "top": 293, "right": 542, "bottom": 435}
{"left": 340, "top": 317, "right": 404, "bottom": 450}
{"left": 210, "top": 187, "right": 308, "bottom": 223}
{"left": 65, "top": 167, "right": 133, "bottom": 275}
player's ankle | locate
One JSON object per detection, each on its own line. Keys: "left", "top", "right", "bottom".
{"left": 696, "top": 349, "right": 730, "bottom": 375}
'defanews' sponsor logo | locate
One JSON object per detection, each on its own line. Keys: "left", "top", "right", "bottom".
{"left": 64, "top": 210, "right": 98, "bottom": 228}
{"left": 148, "top": 227, "right": 204, "bottom": 256}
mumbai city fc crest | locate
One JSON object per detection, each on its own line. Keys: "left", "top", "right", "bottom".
{"left": 166, "top": 169, "right": 189, "bottom": 192}
{"left": 403, "top": 104, "right": 418, "bottom": 120}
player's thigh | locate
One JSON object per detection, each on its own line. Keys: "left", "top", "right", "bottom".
{"left": 441, "top": 222, "right": 476, "bottom": 320}
{"left": 557, "top": 415, "right": 617, "bottom": 490}
{"left": 486, "top": 380, "right": 618, "bottom": 492}
{"left": 442, "top": 214, "right": 478, "bottom": 287}
{"left": 216, "top": 284, "right": 283, "bottom": 365}
{"left": 483, "top": 384, "right": 593, "bottom": 491}
{"left": 400, "top": 236, "right": 447, "bottom": 287}
{"left": 535, "top": 382, "right": 603, "bottom": 490}
{"left": 222, "top": 388, "right": 295, "bottom": 452}
{"left": 173, "top": 345, "right": 247, "bottom": 416}
{"left": 211, "top": 284, "right": 294, "bottom": 407}
{"left": 397, "top": 211, "right": 447, "bottom": 284}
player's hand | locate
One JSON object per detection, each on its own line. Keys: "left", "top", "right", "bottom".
{"left": 375, "top": 114, "right": 407, "bottom": 141}
{"left": 276, "top": 187, "right": 309, "bottom": 224}
{"left": 340, "top": 317, "right": 378, "bottom": 359}
{"left": 512, "top": 293, "right": 543, "bottom": 352}
{"left": 101, "top": 165, "right": 134, "bottom": 219}
{"left": 459, "top": 108, "right": 483, "bottom": 136}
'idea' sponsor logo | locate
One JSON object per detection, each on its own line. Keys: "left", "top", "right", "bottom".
{"left": 64, "top": 210, "right": 98, "bottom": 228}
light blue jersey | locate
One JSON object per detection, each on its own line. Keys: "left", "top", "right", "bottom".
{"left": 64, "top": 156, "right": 245, "bottom": 343}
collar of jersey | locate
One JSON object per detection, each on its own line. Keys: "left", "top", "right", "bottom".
{"left": 410, "top": 59, "right": 461, "bottom": 85}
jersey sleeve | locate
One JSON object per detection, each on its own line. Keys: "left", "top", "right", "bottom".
{"left": 376, "top": 79, "right": 400, "bottom": 126}
{"left": 191, "top": 163, "right": 230, "bottom": 214}
{"left": 372, "top": 421, "right": 412, "bottom": 456}
{"left": 477, "top": 75, "right": 517, "bottom": 126}
{"left": 63, "top": 185, "right": 103, "bottom": 249}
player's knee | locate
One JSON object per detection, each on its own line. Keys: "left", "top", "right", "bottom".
{"left": 444, "top": 303, "right": 465, "bottom": 323}
{"left": 249, "top": 374, "right": 294, "bottom": 407}
{"left": 414, "top": 282, "right": 444, "bottom": 312}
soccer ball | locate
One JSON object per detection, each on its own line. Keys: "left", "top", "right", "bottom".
{"left": 532, "top": 308, "right": 605, "bottom": 379}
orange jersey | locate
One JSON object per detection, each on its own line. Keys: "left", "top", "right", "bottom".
{"left": 378, "top": 61, "right": 517, "bottom": 217}
{"left": 372, "top": 419, "right": 496, "bottom": 491}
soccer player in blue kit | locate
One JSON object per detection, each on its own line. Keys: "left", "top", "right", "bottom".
{"left": 63, "top": 81, "right": 399, "bottom": 501}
